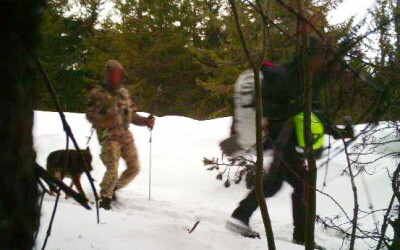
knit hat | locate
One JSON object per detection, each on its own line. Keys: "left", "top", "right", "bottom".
{"left": 105, "top": 60, "right": 124, "bottom": 71}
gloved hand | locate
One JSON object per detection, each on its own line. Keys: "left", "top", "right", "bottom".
{"left": 147, "top": 115, "right": 155, "bottom": 129}
{"left": 343, "top": 115, "right": 354, "bottom": 139}
{"left": 331, "top": 116, "right": 354, "bottom": 139}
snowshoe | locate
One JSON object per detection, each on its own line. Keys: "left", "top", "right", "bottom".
{"left": 226, "top": 217, "right": 260, "bottom": 239}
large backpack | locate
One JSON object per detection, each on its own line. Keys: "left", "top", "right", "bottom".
{"left": 220, "top": 63, "right": 325, "bottom": 157}
{"left": 219, "top": 69, "right": 266, "bottom": 156}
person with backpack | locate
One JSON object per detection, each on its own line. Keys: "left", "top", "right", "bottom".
{"left": 224, "top": 35, "right": 351, "bottom": 249}
{"left": 86, "top": 60, "right": 155, "bottom": 210}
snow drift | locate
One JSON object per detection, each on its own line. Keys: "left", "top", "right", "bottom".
{"left": 33, "top": 111, "right": 398, "bottom": 250}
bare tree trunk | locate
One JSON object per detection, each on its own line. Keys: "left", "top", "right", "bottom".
{"left": 376, "top": 187, "right": 397, "bottom": 248}
{"left": 0, "top": 0, "right": 43, "bottom": 248}
{"left": 302, "top": 42, "right": 317, "bottom": 250}
{"left": 342, "top": 138, "right": 359, "bottom": 250}
{"left": 395, "top": 0, "right": 400, "bottom": 63}
{"left": 253, "top": 68, "right": 276, "bottom": 250}
{"left": 296, "top": 0, "right": 317, "bottom": 249}
{"left": 389, "top": 219, "right": 400, "bottom": 250}
{"left": 228, "top": 1, "right": 276, "bottom": 249}
{"left": 378, "top": 2, "right": 388, "bottom": 66}
{"left": 388, "top": 160, "right": 400, "bottom": 249}
{"left": 376, "top": 160, "right": 400, "bottom": 250}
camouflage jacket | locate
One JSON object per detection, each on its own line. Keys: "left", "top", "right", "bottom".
{"left": 86, "top": 85, "right": 148, "bottom": 132}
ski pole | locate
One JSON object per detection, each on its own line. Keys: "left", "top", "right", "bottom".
{"left": 148, "top": 116, "right": 153, "bottom": 201}
{"left": 86, "top": 126, "right": 95, "bottom": 146}
{"left": 146, "top": 86, "right": 161, "bottom": 201}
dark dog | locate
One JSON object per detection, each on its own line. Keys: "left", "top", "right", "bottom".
{"left": 46, "top": 147, "right": 93, "bottom": 197}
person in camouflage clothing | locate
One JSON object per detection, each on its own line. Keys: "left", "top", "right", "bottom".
{"left": 86, "top": 60, "right": 155, "bottom": 210}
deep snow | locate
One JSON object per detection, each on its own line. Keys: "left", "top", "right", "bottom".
{"left": 33, "top": 111, "right": 399, "bottom": 250}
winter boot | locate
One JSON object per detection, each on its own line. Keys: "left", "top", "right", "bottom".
{"left": 226, "top": 217, "right": 260, "bottom": 239}
{"left": 99, "top": 197, "right": 112, "bottom": 210}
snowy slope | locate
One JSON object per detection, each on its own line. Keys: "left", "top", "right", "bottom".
{"left": 33, "top": 111, "right": 398, "bottom": 250}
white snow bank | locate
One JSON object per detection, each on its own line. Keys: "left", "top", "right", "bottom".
{"left": 33, "top": 111, "right": 399, "bottom": 250}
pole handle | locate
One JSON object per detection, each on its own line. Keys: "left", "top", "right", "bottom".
{"left": 147, "top": 114, "right": 154, "bottom": 131}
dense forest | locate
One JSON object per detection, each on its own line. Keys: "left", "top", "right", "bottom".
{"left": 36, "top": 0, "right": 399, "bottom": 121}
{"left": 2, "top": 1, "right": 399, "bottom": 249}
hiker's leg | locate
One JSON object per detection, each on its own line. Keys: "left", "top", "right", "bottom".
{"left": 99, "top": 140, "right": 121, "bottom": 199}
{"left": 115, "top": 132, "right": 140, "bottom": 190}
{"left": 231, "top": 162, "right": 283, "bottom": 224}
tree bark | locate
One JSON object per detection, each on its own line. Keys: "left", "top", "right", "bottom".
{"left": 0, "top": 0, "right": 43, "bottom": 248}
{"left": 389, "top": 219, "right": 400, "bottom": 250}
{"left": 228, "top": 1, "right": 276, "bottom": 249}
{"left": 296, "top": 0, "right": 317, "bottom": 249}
{"left": 342, "top": 138, "right": 359, "bottom": 250}
{"left": 395, "top": 0, "right": 400, "bottom": 63}
{"left": 376, "top": 162, "right": 400, "bottom": 249}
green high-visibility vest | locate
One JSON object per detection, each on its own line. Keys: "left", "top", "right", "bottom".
{"left": 293, "top": 112, "right": 324, "bottom": 150}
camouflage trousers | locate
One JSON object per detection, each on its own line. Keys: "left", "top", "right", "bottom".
{"left": 98, "top": 128, "right": 140, "bottom": 199}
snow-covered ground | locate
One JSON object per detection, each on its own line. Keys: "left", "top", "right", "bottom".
{"left": 33, "top": 111, "right": 399, "bottom": 250}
